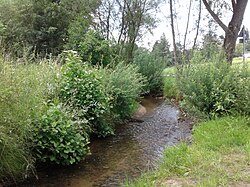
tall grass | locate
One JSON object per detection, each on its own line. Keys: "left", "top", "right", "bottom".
{"left": 162, "top": 67, "right": 179, "bottom": 99}
{"left": 0, "top": 57, "right": 58, "bottom": 183}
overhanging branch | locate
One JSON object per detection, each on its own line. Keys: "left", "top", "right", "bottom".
{"left": 202, "top": 0, "right": 230, "bottom": 33}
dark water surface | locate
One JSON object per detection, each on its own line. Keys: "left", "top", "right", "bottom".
{"left": 22, "top": 97, "right": 192, "bottom": 187}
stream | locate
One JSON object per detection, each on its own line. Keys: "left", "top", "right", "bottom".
{"left": 21, "top": 97, "right": 192, "bottom": 187}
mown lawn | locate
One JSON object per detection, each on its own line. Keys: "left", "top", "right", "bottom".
{"left": 232, "top": 57, "right": 250, "bottom": 64}
{"left": 125, "top": 116, "right": 250, "bottom": 186}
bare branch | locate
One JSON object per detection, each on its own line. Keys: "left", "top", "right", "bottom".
{"left": 169, "top": 0, "right": 177, "bottom": 65}
{"left": 183, "top": 0, "right": 192, "bottom": 51}
{"left": 231, "top": 0, "right": 236, "bottom": 11}
{"left": 193, "top": 0, "right": 201, "bottom": 50}
{"left": 202, "top": 0, "right": 230, "bottom": 33}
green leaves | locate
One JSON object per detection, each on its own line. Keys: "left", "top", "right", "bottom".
{"left": 32, "top": 103, "right": 90, "bottom": 165}
{"left": 179, "top": 52, "right": 250, "bottom": 117}
{"left": 100, "top": 62, "right": 146, "bottom": 121}
{"left": 133, "top": 47, "right": 167, "bottom": 94}
{"left": 59, "top": 51, "right": 113, "bottom": 137}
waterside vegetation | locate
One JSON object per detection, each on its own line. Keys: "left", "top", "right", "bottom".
{"left": 126, "top": 51, "right": 250, "bottom": 186}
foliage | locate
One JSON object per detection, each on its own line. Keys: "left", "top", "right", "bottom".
{"left": 70, "top": 30, "right": 114, "bottom": 66}
{"left": 31, "top": 103, "right": 89, "bottom": 165}
{"left": 152, "top": 33, "right": 173, "bottom": 66}
{"left": 234, "top": 43, "right": 243, "bottom": 57}
{"left": 59, "top": 51, "right": 113, "bottom": 137}
{"left": 246, "top": 40, "right": 250, "bottom": 51}
{"left": 64, "top": 16, "right": 91, "bottom": 51}
{"left": 0, "top": 126, "right": 34, "bottom": 184}
{"left": 162, "top": 67, "right": 179, "bottom": 99}
{"left": 133, "top": 48, "right": 166, "bottom": 94}
{"left": 100, "top": 62, "right": 146, "bottom": 121}
{"left": 178, "top": 52, "right": 250, "bottom": 117}
{"left": 0, "top": 58, "right": 57, "bottom": 183}
{"left": 125, "top": 116, "right": 250, "bottom": 186}
{"left": 0, "top": 0, "right": 99, "bottom": 57}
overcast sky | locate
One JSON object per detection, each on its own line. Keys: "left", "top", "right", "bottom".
{"left": 140, "top": 1, "right": 250, "bottom": 49}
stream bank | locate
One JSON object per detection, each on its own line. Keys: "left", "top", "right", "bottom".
{"left": 18, "top": 97, "right": 192, "bottom": 187}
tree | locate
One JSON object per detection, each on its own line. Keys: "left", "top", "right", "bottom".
{"left": 0, "top": 0, "right": 100, "bottom": 57}
{"left": 202, "top": 0, "right": 248, "bottom": 64}
{"left": 169, "top": 0, "right": 177, "bottom": 65}
{"left": 152, "top": 33, "right": 172, "bottom": 66}
{"left": 97, "top": 0, "right": 162, "bottom": 63}
{"left": 183, "top": 0, "right": 192, "bottom": 52}
{"left": 192, "top": 0, "right": 201, "bottom": 50}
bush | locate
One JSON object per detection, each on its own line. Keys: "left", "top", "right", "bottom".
{"left": 0, "top": 58, "right": 57, "bottom": 183}
{"left": 100, "top": 62, "right": 146, "bottom": 121}
{"left": 133, "top": 48, "right": 166, "bottom": 94}
{"left": 31, "top": 103, "right": 89, "bottom": 165}
{"left": 162, "top": 67, "right": 179, "bottom": 99}
{"left": 179, "top": 52, "right": 250, "bottom": 117}
{"left": 66, "top": 30, "right": 114, "bottom": 66}
{"left": 59, "top": 51, "right": 113, "bottom": 137}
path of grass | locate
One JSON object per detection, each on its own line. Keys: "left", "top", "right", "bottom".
{"left": 125, "top": 116, "right": 250, "bottom": 186}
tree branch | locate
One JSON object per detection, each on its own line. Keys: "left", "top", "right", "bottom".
{"left": 231, "top": 0, "right": 236, "bottom": 11}
{"left": 192, "top": 0, "right": 201, "bottom": 50}
{"left": 202, "top": 0, "right": 230, "bottom": 33}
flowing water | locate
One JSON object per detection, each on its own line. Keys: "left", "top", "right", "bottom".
{"left": 21, "top": 97, "right": 192, "bottom": 187}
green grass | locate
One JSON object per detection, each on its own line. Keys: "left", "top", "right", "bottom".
{"left": 0, "top": 58, "right": 59, "bottom": 183}
{"left": 162, "top": 67, "right": 179, "bottom": 99}
{"left": 232, "top": 57, "right": 250, "bottom": 64}
{"left": 125, "top": 116, "right": 250, "bottom": 186}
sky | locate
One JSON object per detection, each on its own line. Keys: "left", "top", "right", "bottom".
{"left": 140, "top": 1, "right": 250, "bottom": 49}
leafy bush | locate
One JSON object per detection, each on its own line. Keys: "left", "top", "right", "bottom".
{"left": 0, "top": 58, "right": 57, "bottom": 182}
{"left": 162, "top": 67, "right": 179, "bottom": 99}
{"left": 59, "top": 51, "right": 113, "bottom": 137}
{"left": 179, "top": 52, "right": 250, "bottom": 117}
{"left": 100, "top": 62, "right": 146, "bottom": 121}
{"left": 133, "top": 48, "right": 166, "bottom": 94}
{"left": 67, "top": 30, "right": 114, "bottom": 66}
{"left": 32, "top": 103, "right": 89, "bottom": 165}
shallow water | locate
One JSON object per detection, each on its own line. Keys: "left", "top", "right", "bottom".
{"left": 21, "top": 97, "right": 192, "bottom": 187}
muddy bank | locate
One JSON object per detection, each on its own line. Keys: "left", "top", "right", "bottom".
{"left": 19, "top": 98, "right": 192, "bottom": 187}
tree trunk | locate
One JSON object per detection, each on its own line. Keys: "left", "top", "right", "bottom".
{"left": 223, "top": 23, "right": 240, "bottom": 64}
{"left": 169, "top": 0, "right": 177, "bottom": 65}
{"left": 202, "top": 0, "right": 248, "bottom": 64}
{"left": 192, "top": 0, "right": 201, "bottom": 51}
{"left": 183, "top": 0, "right": 192, "bottom": 52}
{"left": 223, "top": 1, "right": 248, "bottom": 64}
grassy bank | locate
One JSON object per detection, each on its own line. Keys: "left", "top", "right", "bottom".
{"left": 127, "top": 54, "right": 250, "bottom": 186}
{"left": 125, "top": 116, "right": 250, "bottom": 186}
{"left": 0, "top": 52, "right": 146, "bottom": 185}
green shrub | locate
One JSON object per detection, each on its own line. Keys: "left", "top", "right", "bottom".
{"left": 59, "top": 51, "right": 113, "bottom": 137}
{"left": 179, "top": 52, "right": 250, "bottom": 117}
{"left": 67, "top": 30, "right": 114, "bottom": 66}
{"left": 100, "top": 62, "right": 146, "bottom": 121}
{"left": 0, "top": 59, "right": 57, "bottom": 182}
{"left": 162, "top": 67, "right": 179, "bottom": 99}
{"left": 32, "top": 103, "right": 89, "bottom": 165}
{"left": 133, "top": 48, "right": 166, "bottom": 94}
